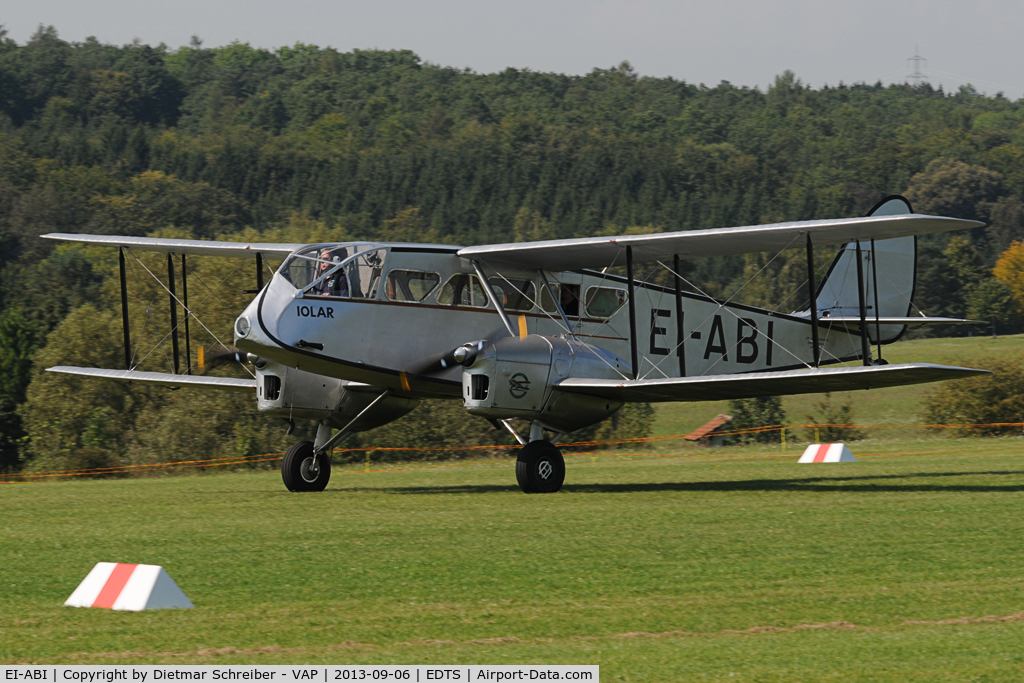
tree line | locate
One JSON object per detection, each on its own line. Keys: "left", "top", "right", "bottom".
{"left": 2, "top": 26, "right": 1024, "bottom": 473}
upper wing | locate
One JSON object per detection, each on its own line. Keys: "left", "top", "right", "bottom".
{"left": 47, "top": 366, "right": 256, "bottom": 392}
{"left": 41, "top": 233, "right": 303, "bottom": 258}
{"left": 458, "top": 214, "right": 982, "bottom": 271}
{"left": 555, "top": 363, "right": 987, "bottom": 403}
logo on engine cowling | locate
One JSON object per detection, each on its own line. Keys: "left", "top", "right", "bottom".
{"left": 509, "top": 372, "right": 531, "bottom": 399}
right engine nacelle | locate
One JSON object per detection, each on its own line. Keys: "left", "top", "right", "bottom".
{"left": 461, "top": 335, "right": 627, "bottom": 433}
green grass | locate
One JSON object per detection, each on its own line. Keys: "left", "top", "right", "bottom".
{"left": 650, "top": 333, "right": 1024, "bottom": 438}
{"left": 5, "top": 439, "right": 1024, "bottom": 681}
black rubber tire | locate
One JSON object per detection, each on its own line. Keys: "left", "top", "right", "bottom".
{"left": 516, "top": 440, "right": 565, "bottom": 493}
{"left": 281, "top": 441, "right": 331, "bottom": 492}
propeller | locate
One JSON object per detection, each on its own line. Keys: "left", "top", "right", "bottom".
{"left": 196, "top": 344, "right": 248, "bottom": 372}
{"left": 405, "top": 340, "right": 486, "bottom": 377}
{"left": 404, "top": 327, "right": 512, "bottom": 380}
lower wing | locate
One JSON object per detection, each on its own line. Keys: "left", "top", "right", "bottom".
{"left": 555, "top": 363, "right": 988, "bottom": 403}
{"left": 47, "top": 366, "right": 257, "bottom": 392}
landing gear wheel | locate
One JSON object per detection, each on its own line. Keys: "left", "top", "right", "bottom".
{"left": 516, "top": 440, "right": 565, "bottom": 494}
{"left": 281, "top": 441, "right": 331, "bottom": 492}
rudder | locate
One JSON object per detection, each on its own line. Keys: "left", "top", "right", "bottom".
{"left": 815, "top": 195, "right": 916, "bottom": 344}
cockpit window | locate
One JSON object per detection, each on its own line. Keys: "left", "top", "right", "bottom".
{"left": 310, "top": 246, "right": 352, "bottom": 296}
{"left": 436, "top": 273, "right": 488, "bottom": 308}
{"left": 344, "top": 249, "right": 387, "bottom": 299}
{"left": 280, "top": 244, "right": 388, "bottom": 299}
{"left": 279, "top": 246, "right": 324, "bottom": 289}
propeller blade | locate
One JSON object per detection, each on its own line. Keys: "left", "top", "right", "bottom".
{"left": 197, "top": 345, "right": 246, "bottom": 372}
{"left": 405, "top": 327, "right": 510, "bottom": 378}
{"left": 405, "top": 343, "right": 476, "bottom": 377}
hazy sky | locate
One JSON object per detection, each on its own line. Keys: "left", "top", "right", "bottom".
{"left": 5, "top": 0, "right": 1023, "bottom": 99}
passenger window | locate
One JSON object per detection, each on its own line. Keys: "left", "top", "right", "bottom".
{"left": 487, "top": 278, "right": 536, "bottom": 312}
{"left": 585, "top": 286, "right": 628, "bottom": 318}
{"left": 540, "top": 283, "right": 581, "bottom": 317}
{"left": 386, "top": 269, "right": 441, "bottom": 302}
{"left": 436, "top": 274, "right": 489, "bottom": 308}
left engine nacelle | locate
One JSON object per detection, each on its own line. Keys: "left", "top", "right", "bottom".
{"left": 256, "top": 362, "right": 419, "bottom": 430}
{"left": 461, "top": 335, "right": 627, "bottom": 433}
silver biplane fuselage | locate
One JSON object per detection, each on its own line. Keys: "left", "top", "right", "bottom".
{"left": 239, "top": 242, "right": 875, "bottom": 421}
{"left": 235, "top": 211, "right": 939, "bottom": 452}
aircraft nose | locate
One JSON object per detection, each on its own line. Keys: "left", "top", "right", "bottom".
{"left": 233, "top": 296, "right": 277, "bottom": 354}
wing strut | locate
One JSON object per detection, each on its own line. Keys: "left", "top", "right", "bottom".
{"left": 805, "top": 235, "right": 820, "bottom": 368}
{"left": 539, "top": 271, "right": 576, "bottom": 339}
{"left": 167, "top": 254, "right": 181, "bottom": 375}
{"left": 626, "top": 246, "right": 638, "bottom": 379}
{"left": 471, "top": 260, "right": 517, "bottom": 338}
{"left": 673, "top": 254, "right": 685, "bottom": 377}
{"left": 246, "top": 253, "right": 266, "bottom": 294}
{"left": 119, "top": 247, "right": 131, "bottom": 370}
{"left": 855, "top": 241, "right": 870, "bottom": 366}
{"left": 871, "top": 238, "right": 883, "bottom": 363}
{"left": 181, "top": 254, "right": 192, "bottom": 375}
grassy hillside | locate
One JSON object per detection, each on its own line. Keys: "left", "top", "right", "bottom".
{"left": 651, "top": 333, "right": 1024, "bottom": 439}
{"left": 4, "top": 442, "right": 1024, "bottom": 681}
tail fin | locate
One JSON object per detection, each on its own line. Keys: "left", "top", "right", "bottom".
{"left": 815, "top": 196, "right": 916, "bottom": 344}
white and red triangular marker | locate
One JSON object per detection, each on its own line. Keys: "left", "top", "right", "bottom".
{"left": 64, "top": 563, "right": 194, "bottom": 611}
{"left": 798, "top": 443, "right": 857, "bottom": 463}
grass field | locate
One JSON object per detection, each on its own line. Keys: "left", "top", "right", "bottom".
{"left": 5, "top": 436, "right": 1024, "bottom": 680}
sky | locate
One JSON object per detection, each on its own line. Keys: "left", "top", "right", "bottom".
{"left": 4, "top": 0, "right": 1023, "bottom": 99}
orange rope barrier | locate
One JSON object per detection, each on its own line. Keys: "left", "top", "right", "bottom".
{"left": 2, "top": 420, "right": 1021, "bottom": 483}
{"left": 1, "top": 451, "right": 284, "bottom": 478}
{"left": 602, "top": 449, "right": 970, "bottom": 459}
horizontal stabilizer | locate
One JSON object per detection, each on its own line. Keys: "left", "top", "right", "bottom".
{"left": 47, "top": 366, "right": 257, "bottom": 392}
{"left": 556, "top": 363, "right": 988, "bottom": 403}
{"left": 41, "top": 233, "right": 302, "bottom": 258}
{"left": 458, "top": 214, "right": 982, "bottom": 271}
{"left": 816, "top": 316, "right": 983, "bottom": 326}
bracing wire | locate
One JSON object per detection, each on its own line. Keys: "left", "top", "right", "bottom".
{"left": 124, "top": 256, "right": 172, "bottom": 372}
{"left": 485, "top": 262, "right": 633, "bottom": 381}
{"left": 636, "top": 234, "right": 816, "bottom": 377}
{"left": 125, "top": 250, "right": 255, "bottom": 378}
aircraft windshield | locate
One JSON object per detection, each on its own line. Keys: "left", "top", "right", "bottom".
{"left": 279, "top": 244, "right": 387, "bottom": 299}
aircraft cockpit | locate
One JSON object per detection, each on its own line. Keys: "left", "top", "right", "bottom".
{"left": 275, "top": 242, "right": 621, "bottom": 323}
{"left": 278, "top": 243, "right": 388, "bottom": 299}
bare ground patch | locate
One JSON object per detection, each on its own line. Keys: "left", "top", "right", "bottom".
{"left": 38, "top": 610, "right": 1024, "bottom": 663}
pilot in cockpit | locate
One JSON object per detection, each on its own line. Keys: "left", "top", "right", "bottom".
{"left": 316, "top": 247, "right": 349, "bottom": 297}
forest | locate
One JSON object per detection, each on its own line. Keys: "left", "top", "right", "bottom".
{"left": 2, "top": 26, "right": 1024, "bottom": 474}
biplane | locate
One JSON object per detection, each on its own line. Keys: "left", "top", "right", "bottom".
{"left": 43, "top": 195, "right": 987, "bottom": 493}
